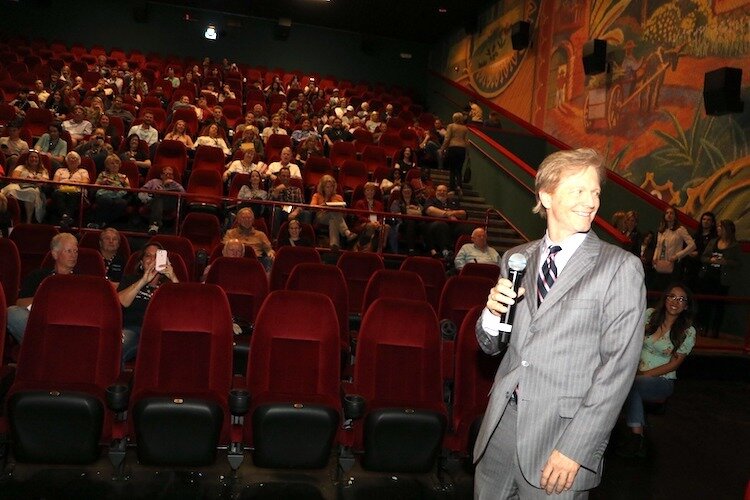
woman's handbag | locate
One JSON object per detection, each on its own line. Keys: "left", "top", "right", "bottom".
{"left": 653, "top": 259, "right": 674, "bottom": 274}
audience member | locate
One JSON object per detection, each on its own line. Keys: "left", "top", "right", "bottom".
{"left": 454, "top": 227, "right": 500, "bottom": 270}
{"left": 75, "top": 127, "right": 109, "bottom": 171}
{"left": 34, "top": 123, "right": 68, "bottom": 170}
{"left": 138, "top": 166, "right": 185, "bottom": 235}
{"left": 270, "top": 166, "right": 310, "bottom": 235}
{"left": 92, "top": 154, "right": 130, "bottom": 227}
{"left": 686, "top": 211, "right": 717, "bottom": 289}
{"left": 290, "top": 118, "right": 318, "bottom": 148}
{"left": 618, "top": 283, "right": 696, "bottom": 458}
{"left": 652, "top": 206, "right": 696, "bottom": 290}
{"left": 278, "top": 219, "right": 313, "bottom": 248}
{"left": 164, "top": 119, "right": 195, "bottom": 148}
{"left": 267, "top": 147, "right": 301, "bottom": 180}
{"left": 62, "top": 105, "right": 93, "bottom": 147}
{"left": 119, "top": 133, "right": 151, "bottom": 173}
{"left": 194, "top": 123, "right": 231, "bottom": 155}
{"left": 200, "top": 239, "right": 245, "bottom": 282}
{"left": 310, "top": 175, "right": 356, "bottom": 250}
{"left": 6, "top": 233, "right": 78, "bottom": 344}
{"left": 99, "top": 227, "right": 126, "bottom": 285}
{"left": 439, "top": 112, "right": 468, "bottom": 196}
{"left": 353, "top": 182, "right": 388, "bottom": 252}
{"left": 388, "top": 183, "right": 422, "bottom": 254}
{"left": 224, "top": 149, "right": 266, "bottom": 182}
{"left": 118, "top": 243, "right": 179, "bottom": 362}
{"left": 423, "top": 184, "right": 468, "bottom": 259}
{"left": 237, "top": 170, "right": 269, "bottom": 218}
{"left": 699, "top": 220, "right": 741, "bottom": 338}
{"left": 202, "top": 105, "right": 230, "bottom": 138}
{"left": 127, "top": 110, "right": 159, "bottom": 146}
{"left": 223, "top": 208, "right": 274, "bottom": 273}
{"left": 622, "top": 210, "right": 642, "bottom": 256}
{"left": 52, "top": 151, "right": 90, "bottom": 227}
{"left": 0, "top": 123, "right": 30, "bottom": 169}
{"left": 106, "top": 95, "right": 135, "bottom": 129}
{"left": 232, "top": 126, "right": 264, "bottom": 156}
{"left": 261, "top": 114, "right": 287, "bottom": 143}
{"left": 1, "top": 149, "right": 49, "bottom": 223}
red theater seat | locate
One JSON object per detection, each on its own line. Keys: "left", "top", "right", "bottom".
{"left": 8, "top": 224, "right": 59, "bottom": 280}
{"left": 128, "top": 283, "right": 234, "bottom": 466}
{"left": 244, "top": 290, "right": 341, "bottom": 468}
{"left": 329, "top": 142, "right": 357, "bottom": 169}
{"left": 361, "top": 269, "right": 426, "bottom": 315}
{"left": 180, "top": 212, "right": 222, "bottom": 254}
{"left": 6, "top": 275, "right": 122, "bottom": 464}
{"left": 446, "top": 306, "right": 502, "bottom": 456}
{"left": 269, "top": 246, "right": 321, "bottom": 291}
{"left": 286, "top": 263, "right": 349, "bottom": 355}
{"left": 336, "top": 251, "right": 384, "bottom": 316}
{"left": 460, "top": 262, "right": 501, "bottom": 282}
{"left": 347, "top": 298, "right": 446, "bottom": 472}
{"left": 0, "top": 237, "right": 21, "bottom": 306}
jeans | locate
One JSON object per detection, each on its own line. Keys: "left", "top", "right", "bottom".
{"left": 624, "top": 375, "right": 674, "bottom": 428}
{"left": 7, "top": 305, "right": 30, "bottom": 343}
{"left": 122, "top": 325, "right": 142, "bottom": 363}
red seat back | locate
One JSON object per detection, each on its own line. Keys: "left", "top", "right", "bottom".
{"left": 336, "top": 251, "right": 384, "bottom": 315}
{"left": 286, "top": 263, "right": 349, "bottom": 351}
{"left": 329, "top": 141, "right": 356, "bottom": 169}
{"left": 460, "top": 262, "right": 501, "bottom": 282}
{"left": 180, "top": 212, "right": 222, "bottom": 253}
{"left": 361, "top": 269, "right": 426, "bottom": 315}
{"left": 8, "top": 224, "right": 59, "bottom": 280}
{"left": 269, "top": 246, "right": 321, "bottom": 291}
{"left": 205, "top": 257, "right": 268, "bottom": 326}
{"left": 0, "top": 237, "right": 21, "bottom": 306}
{"left": 400, "top": 256, "right": 446, "bottom": 311}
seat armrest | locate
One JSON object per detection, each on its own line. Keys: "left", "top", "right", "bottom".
{"left": 229, "top": 389, "right": 250, "bottom": 417}
{"left": 105, "top": 384, "right": 130, "bottom": 414}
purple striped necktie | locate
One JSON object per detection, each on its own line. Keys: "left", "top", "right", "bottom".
{"left": 537, "top": 245, "right": 562, "bottom": 306}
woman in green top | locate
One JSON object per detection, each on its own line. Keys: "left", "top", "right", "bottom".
{"left": 619, "top": 283, "right": 696, "bottom": 457}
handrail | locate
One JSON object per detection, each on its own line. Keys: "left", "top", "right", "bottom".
{"left": 484, "top": 208, "right": 530, "bottom": 243}
{"left": 430, "top": 71, "right": 704, "bottom": 233}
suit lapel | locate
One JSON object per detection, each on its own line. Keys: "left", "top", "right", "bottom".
{"left": 536, "top": 231, "right": 601, "bottom": 316}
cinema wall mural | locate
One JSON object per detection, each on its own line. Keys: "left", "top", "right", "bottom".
{"left": 433, "top": 0, "right": 750, "bottom": 239}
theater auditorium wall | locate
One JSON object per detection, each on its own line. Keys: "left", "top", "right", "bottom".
{"left": 432, "top": 0, "right": 750, "bottom": 239}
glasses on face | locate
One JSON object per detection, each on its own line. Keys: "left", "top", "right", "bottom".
{"left": 666, "top": 294, "right": 688, "bottom": 303}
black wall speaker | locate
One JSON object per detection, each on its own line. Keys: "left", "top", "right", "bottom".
{"left": 274, "top": 18, "right": 291, "bottom": 41}
{"left": 703, "top": 67, "right": 744, "bottom": 115}
{"left": 511, "top": 21, "right": 531, "bottom": 50}
{"left": 582, "top": 39, "right": 607, "bottom": 75}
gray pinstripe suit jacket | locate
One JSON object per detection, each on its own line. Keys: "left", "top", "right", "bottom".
{"left": 474, "top": 230, "right": 645, "bottom": 491}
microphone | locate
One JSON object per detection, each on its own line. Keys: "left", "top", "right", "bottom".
{"left": 497, "top": 252, "right": 527, "bottom": 344}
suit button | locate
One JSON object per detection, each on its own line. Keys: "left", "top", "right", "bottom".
{"left": 521, "top": 360, "right": 529, "bottom": 367}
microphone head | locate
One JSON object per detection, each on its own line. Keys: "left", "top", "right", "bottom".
{"left": 508, "top": 253, "right": 527, "bottom": 272}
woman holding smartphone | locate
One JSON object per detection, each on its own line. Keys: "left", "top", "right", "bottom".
{"left": 117, "top": 243, "right": 179, "bottom": 362}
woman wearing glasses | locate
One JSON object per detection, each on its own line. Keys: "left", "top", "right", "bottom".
{"left": 618, "top": 283, "right": 696, "bottom": 457}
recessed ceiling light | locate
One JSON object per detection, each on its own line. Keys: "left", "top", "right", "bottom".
{"left": 438, "top": 7, "right": 447, "bottom": 13}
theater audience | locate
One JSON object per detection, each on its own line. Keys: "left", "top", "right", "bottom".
{"left": 261, "top": 114, "right": 287, "bottom": 143}
{"left": 200, "top": 238, "right": 245, "bottom": 282}
{"left": 75, "top": 127, "right": 109, "bottom": 171}
{"left": 278, "top": 219, "right": 313, "bottom": 248}
{"left": 270, "top": 166, "right": 309, "bottom": 235}
{"left": 62, "top": 105, "right": 93, "bottom": 147}
{"left": 388, "top": 183, "right": 422, "bottom": 255}
{"left": 119, "top": 133, "right": 151, "bottom": 173}
{"left": 6, "top": 233, "right": 78, "bottom": 344}
{"left": 232, "top": 126, "right": 264, "bottom": 156}
{"left": 224, "top": 149, "right": 266, "bottom": 182}
{"left": 311, "top": 175, "right": 356, "bottom": 250}
{"left": 652, "top": 206, "right": 695, "bottom": 290}
{"left": 163, "top": 119, "right": 195, "bottom": 148}
{"left": 127, "top": 110, "right": 159, "bottom": 146}
{"left": 0, "top": 123, "right": 30, "bottom": 169}
{"left": 266, "top": 147, "right": 301, "bottom": 180}
{"left": 194, "top": 123, "right": 231, "bottom": 156}
{"left": 686, "top": 211, "right": 717, "bottom": 289}
{"left": 353, "top": 182, "right": 388, "bottom": 252}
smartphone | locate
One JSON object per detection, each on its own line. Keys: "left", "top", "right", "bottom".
{"left": 155, "top": 249, "right": 168, "bottom": 272}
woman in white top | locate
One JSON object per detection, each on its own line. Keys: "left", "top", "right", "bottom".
{"left": 1, "top": 150, "right": 49, "bottom": 223}
{"left": 223, "top": 149, "right": 267, "bottom": 182}
{"left": 652, "top": 206, "right": 695, "bottom": 289}
{"left": 52, "top": 151, "right": 90, "bottom": 224}
{"left": 194, "top": 123, "right": 231, "bottom": 156}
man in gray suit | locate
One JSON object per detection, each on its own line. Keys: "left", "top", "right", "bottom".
{"left": 474, "top": 148, "right": 645, "bottom": 498}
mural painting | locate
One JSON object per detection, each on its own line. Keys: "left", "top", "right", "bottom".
{"left": 437, "top": 0, "right": 750, "bottom": 239}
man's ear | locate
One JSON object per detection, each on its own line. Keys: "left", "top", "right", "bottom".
{"left": 539, "top": 190, "right": 552, "bottom": 210}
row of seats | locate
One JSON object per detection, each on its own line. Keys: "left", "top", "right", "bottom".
{"left": 1, "top": 274, "right": 501, "bottom": 476}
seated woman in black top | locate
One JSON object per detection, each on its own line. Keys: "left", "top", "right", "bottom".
{"left": 278, "top": 219, "right": 313, "bottom": 248}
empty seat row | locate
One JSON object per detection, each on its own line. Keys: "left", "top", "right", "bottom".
{"left": 1, "top": 276, "right": 500, "bottom": 479}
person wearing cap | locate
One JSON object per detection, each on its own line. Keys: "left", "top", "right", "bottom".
{"left": 341, "top": 105, "right": 356, "bottom": 127}
{"left": 329, "top": 88, "right": 341, "bottom": 107}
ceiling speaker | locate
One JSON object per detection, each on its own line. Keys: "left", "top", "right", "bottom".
{"left": 582, "top": 39, "right": 607, "bottom": 75}
{"left": 703, "top": 67, "right": 744, "bottom": 115}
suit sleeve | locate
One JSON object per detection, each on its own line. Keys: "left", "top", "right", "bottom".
{"left": 555, "top": 253, "right": 645, "bottom": 470}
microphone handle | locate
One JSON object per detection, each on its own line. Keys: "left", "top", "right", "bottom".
{"left": 498, "top": 268, "right": 524, "bottom": 344}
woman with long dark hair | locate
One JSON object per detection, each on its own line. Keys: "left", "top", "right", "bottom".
{"left": 699, "top": 219, "right": 741, "bottom": 338}
{"left": 618, "top": 283, "right": 696, "bottom": 457}
{"left": 684, "top": 211, "right": 717, "bottom": 289}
